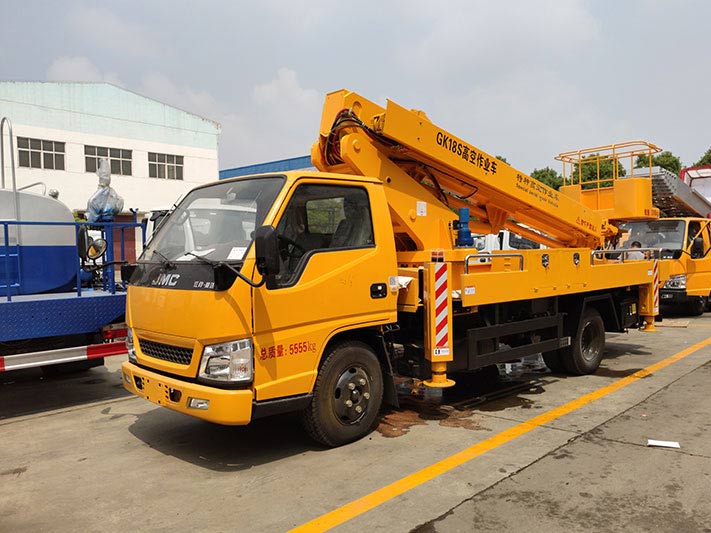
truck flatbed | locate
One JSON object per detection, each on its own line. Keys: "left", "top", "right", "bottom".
{"left": 0, "top": 290, "right": 125, "bottom": 342}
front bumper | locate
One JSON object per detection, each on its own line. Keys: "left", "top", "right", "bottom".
{"left": 121, "top": 361, "right": 253, "bottom": 425}
{"left": 660, "top": 289, "right": 690, "bottom": 306}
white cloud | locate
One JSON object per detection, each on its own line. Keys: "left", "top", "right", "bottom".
{"left": 136, "top": 70, "right": 317, "bottom": 167}
{"left": 253, "top": 68, "right": 320, "bottom": 109}
{"left": 66, "top": 6, "right": 157, "bottom": 58}
{"left": 237, "top": 68, "right": 321, "bottom": 165}
{"left": 139, "top": 73, "right": 223, "bottom": 125}
{"left": 46, "top": 56, "right": 123, "bottom": 85}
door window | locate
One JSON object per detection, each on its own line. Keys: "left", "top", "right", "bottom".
{"left": 275, "top": 185, "right": 374, "bottom": 286}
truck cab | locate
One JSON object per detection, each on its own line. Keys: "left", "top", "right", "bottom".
{"left": 122, "top": 172, "right": 398, "bottom": 444}
{"left": 618, "top": 218, "right": 711, "bottom": 314}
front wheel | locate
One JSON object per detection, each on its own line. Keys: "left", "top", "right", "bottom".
{"left": 563, "top": 307, "right": 605, "bottom": 375}
{"left": 688, "top": 296, "right": 707, "bottom": 316}
{"left": 301, "top": 341, "right": 383, "bottom": 447}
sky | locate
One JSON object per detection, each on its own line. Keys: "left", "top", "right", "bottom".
{"left": 1, "top": 0, "right": 709, "bottom": 174}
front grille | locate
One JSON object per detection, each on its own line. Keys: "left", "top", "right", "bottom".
{"left": 139, "top": 338, "right": 193, "bottom": 365}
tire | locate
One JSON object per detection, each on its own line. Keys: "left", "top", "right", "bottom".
{"left": 563, "top": 308, "right": 605, "bottom": 375}
{"left": 687, "top": 297, "right": 706, "bottom": 316}
{"left": 542, "top": 350, "right": 566, "bottom": 373}
{"left": 301, "top": 341, "right": 384, "bottom": 447}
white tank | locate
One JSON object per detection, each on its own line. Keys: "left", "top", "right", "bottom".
{"left": 0, "top": 189, "right": 77, "bottom": 295}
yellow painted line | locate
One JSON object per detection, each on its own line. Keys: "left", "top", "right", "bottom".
{"left": 291, "top": 336, "right": 711, "bottom": 533}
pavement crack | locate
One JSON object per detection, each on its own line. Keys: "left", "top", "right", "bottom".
{"left": 582, "top": 433, "right": 711, "bottom": 460}
{"left": 477, "top": 413, "right": 586, "bottom": 436}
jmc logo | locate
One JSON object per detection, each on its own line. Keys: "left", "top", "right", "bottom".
{"left": 151, "top": 273, "right": 180, "bottom": 287}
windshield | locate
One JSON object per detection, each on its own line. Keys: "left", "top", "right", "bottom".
{"left": 618, "top": 220, "right": 686, "bottom": 250}
{"left": 141, "top": 177, "right": 284, "bottom": 263}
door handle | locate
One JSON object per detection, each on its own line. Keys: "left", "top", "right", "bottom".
{"left": 370, "top": 283, "right": 387, "bottom": 299}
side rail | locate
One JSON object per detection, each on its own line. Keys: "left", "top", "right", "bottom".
{"left": 1, "top": 220, "right": 145, "bottom": 302}
{"left": 464, "top": 252, "right": 525, "bottom": 273}
{"left": 590, "top": 247, "right": 661, "bottom": 265}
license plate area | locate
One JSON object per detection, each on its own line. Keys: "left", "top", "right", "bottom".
{"left": 136, "top": 376, "right": 183, "bottom": 406}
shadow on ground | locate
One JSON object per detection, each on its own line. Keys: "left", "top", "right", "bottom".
{"left": 127, "top": 408, "right": 322, "bottom": 471}
{"left": 0, "top": 365, "right": 131, "bottom": 420}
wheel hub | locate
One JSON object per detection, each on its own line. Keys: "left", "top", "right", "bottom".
{"left": 581, "top": 323, "right": 603, "bottom": 363}
{"left": 333, "top": 366, "right": 371, "bottom": 424}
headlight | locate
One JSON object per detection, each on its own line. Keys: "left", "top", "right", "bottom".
{"left": 663, "top": 274, "right": 686, "bottom": 290}
{"left": 198, "top": 339, "right": 253, "bottom": 384}
{"left": 126, "top": 329, "right": 137, "bottom": 363}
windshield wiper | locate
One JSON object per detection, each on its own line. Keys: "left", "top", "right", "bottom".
{"left": 151, "top": 249, "right": 175, "bottom": 269}
{"left": 183, "top": 252, "right": 264, "bottom": 288}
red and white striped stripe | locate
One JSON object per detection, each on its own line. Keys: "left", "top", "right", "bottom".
{"left": 0, "top": 341, "right": 127, "bottom": 372}
{"left": 653, "top": 259, "right": 660, "bottom": 314}
{"left": 434, "top": 262, "right": 449, "bottom": 349}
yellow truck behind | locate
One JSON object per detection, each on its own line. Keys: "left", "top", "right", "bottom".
{"left": 557, "top": 147, "right": 711, "bottom": 316}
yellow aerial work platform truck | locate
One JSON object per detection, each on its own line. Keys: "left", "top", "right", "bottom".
{"left": 120, "top": 90, "right": 667, "bottom": 446}
{"left": 557, "top": 143, "right": 711, "bottom": 316}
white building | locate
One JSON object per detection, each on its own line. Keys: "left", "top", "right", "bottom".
{"left": 0, "top": 81, "right": 220, "bottom": 215}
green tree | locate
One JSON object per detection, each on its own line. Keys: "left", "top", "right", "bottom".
{"left": 634, "top": 150, "right": 682, "bottom": 175}
{"left": 571, "top": 154, "right": 625, "bottom": 188}
{"left": 495, "top": 155, "right": 508, "bottom": 164}
{"left": 530, "top": 167, "right": 563, "bottom": 190}
{"left": 695, "top": 146, "right": 711, "bottom": 167}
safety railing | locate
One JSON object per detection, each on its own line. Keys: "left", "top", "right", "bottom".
{"left": 556, "top": 140, "right": 662, "bottom": 190}
{"left": 1, "top": 220, "right": 145, "bottom": 302}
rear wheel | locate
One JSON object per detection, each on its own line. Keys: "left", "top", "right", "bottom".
{"left": 542, "top": 350, "right": 566, "bottom": 373}
{"left": 563, "top": 308, "right": 605, "bottom": 375}
{"left": 301, "top": 341, "right": 383, "bottom": 447}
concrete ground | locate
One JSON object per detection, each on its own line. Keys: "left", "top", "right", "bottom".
{"left": 414, "top": 359, "right": 711, "bottom": 533}
{"left": 1, "top": 316, "right": 711, "bottom": 532}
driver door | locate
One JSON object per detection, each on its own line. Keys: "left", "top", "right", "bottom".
{"left": 252, "top": 180, "right": 397, "bottom": 401}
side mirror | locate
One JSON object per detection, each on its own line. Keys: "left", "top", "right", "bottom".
{"left": 254, "top": 225, "right": 280, "bottom": 288}
{"left": 87, "top": 238, "right": 108, "bottom": 260}
{"left": 691, "top": 237, "right": 705, "bottom": 259}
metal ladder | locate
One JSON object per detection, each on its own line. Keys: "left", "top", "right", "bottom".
{"left": 640, "top": 165, "right": 711, "bottom": 217}
{"left": 1, "top": 117, "right": 22, "bottom": 296}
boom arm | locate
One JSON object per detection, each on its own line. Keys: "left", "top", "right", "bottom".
{"left": 312, "top": 90, "right": 607, "bottom": 251}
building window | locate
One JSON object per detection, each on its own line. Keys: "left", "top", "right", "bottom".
{"left": 17, "top": 137, "right": 65, "bottom": 170}
{"left": 148, "top": 152, "right": 184, "bottom": 180}
{"left": 85, "top": 145, "right": 132, "bottom": 175}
